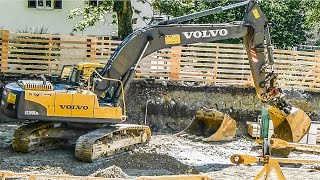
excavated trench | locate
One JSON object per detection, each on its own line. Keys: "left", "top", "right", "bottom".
{"left": 126, "top": 81, "right": 320, "bottom": 134}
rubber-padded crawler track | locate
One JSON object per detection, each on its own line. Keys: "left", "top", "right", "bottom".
{"left": 75, "top": 124, "right": 151, "bottom": 162}
{"left": 12, "top": 121, "right": 58, "bottom": 153}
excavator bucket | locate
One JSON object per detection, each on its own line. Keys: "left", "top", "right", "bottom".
{"left": 268, "top": 106, "right": 311, "bottom": 157}
{"left": 176, "top": 108, "right": 237, "bottom": 142}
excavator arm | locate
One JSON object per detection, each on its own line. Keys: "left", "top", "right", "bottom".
{"left": 95, "top": 0, "right": 274, "bottom": 105}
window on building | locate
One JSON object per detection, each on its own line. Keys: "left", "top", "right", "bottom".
{"left": 89, "top": 0, "right": 104, "bottom": 6}
{"left": 28, "top": 0, "right": 62, "bottom": 9}
{"left": 54, "top": 0, "right": 62, "bottom": 9}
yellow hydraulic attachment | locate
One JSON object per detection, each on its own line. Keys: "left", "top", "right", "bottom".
{"left": 268, "top": 106, "right": 311, "bottom": 143}
{"left": 231, "top": 137, "right": 320, "bottom": 179}
{"left": 0, "top": 171, "right": 214, "bottom": 180}
{"left": 267, "top": 138, "right": 320, "bottom": 153}
{"left": 266, "top": 106, "right": 311, "bottom": 157}
{"left": 230, "top": 154, "right": 320, "bottom": 180}
{"left": 177, "top": 108, "right": 237, "bottom": 141}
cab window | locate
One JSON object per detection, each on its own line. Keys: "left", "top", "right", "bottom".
{"left": 60, "top": 65, "right": 73, "bottom": 82}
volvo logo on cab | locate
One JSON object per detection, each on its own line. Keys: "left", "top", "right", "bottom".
{"left": 182, "top": 29, "right": 228, "bottom": 39}
{"left": 60, "top": 105, "right": 89, "bottom": 110}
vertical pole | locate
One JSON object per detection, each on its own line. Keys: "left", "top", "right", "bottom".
{"left": 169, "top": 46, "right": 181, "bottom": 80}
{"left": 260, "top": 107, "right": 271, "bottom": 156}
{"left": 144, "top": 100, "right": 149, "bottom": 125}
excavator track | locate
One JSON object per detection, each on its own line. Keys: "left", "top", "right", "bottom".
{"left": 75, "top": 124, "right": 151, "bottom": 162}
{"left": 12, "top": 121, "right": 67, "bottom": 152}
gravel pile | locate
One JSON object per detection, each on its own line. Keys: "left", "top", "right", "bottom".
{"left": 90, "top": 165, "right": 131, "bottom": 179}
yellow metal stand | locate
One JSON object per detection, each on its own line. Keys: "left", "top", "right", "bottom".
{"left": 231, "top": 153, "right": 320, "bottom": 180}
{"left": 254, "top": 157, "right": 286, "bottom": 180}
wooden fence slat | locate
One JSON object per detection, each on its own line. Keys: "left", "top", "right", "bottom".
{"left": 10, "top": 32, "right": 90, "bottom": 39}
{"left": 274, "top": 49, "right": 317, "bottom": 56}
{"left": 10, "top": 37, "right": 95, "bottom": 45}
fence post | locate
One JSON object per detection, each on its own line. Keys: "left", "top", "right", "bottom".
{"left": 47, "top": 35, "right": 52, "bottom": 74}
{"left": 87, "top": 37, "right": 96, "bottom": 62}
{"left": 0, "top": 30, "right": 9, "bottom": 73}
{"left": 311, "top": 50, "right": 320, "bottom": 88}
{"left": 169, "top": 46, "right": 181, "bottom": 80}
{"left": 107, "top": 37, "right": 112, "bottom": 57}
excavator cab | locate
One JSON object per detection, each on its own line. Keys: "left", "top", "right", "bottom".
{"left": 59, "top": 65, "right": 75, "bottom": 84}
{"left": 58, "top": 63, "right": 104, "bottom": 86}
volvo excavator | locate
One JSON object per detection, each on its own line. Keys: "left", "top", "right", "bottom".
{"left": 1, "top": 0, "right": 311, "bottom": 162}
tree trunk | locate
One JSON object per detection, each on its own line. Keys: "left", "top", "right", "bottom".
{"left": 114, "top": 0, "right": 133, "bottom": 40}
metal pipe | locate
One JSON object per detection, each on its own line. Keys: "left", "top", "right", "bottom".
{"left": 270, "top": 157, "right": 320, "bottom": 165}
{"left": 134, "top": 40, "right": 151, "bottom": 70}
{"left": 91, "top": 69, "right": 127, "bottom": 120}
{"left": 265, "top": 24, "right": 274, "bottom": 66}
{"left": 144, "top": 100, "right": 149, "bottom": 125}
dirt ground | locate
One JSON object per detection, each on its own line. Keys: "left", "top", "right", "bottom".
{"left": 0, "top": 121, "right": 320, "bottom": 180}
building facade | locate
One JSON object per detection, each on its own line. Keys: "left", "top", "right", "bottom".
{"left": 0, "top": 0, "right": 153, "bottom": 36}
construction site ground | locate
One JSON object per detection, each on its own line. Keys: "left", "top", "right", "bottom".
{"left": 1, "top": 120, "right": 319, "bottom": 180}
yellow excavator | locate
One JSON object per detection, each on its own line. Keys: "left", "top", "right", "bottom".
{"left": 1, "top": 0, "right": 310, "bottom": 162}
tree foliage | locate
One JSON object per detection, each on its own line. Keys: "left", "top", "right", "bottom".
{"left": 303, "top": 0, "right": 320, "bottom": 45}
{"left": 69, "top": 0, "right": 134, "bottom": 40}
{"left": 305, "top": 0, "right": 320, "bottom": 28}
{"left": 259, "top": 0, "right": 309, "bottom": 49}
{"left": 153, "top": 0, "right": 310, "bottom": 49}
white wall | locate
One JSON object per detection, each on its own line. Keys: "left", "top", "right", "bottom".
{"left": 0, "top": 0, "right": 153, "bottom": 36}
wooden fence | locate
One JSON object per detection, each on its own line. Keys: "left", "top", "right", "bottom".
{"left": 0, "top": 30, "right": 121, "bottom": 74}
{"left": 1, "top": 30, "right": 320, "bottom": 91}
